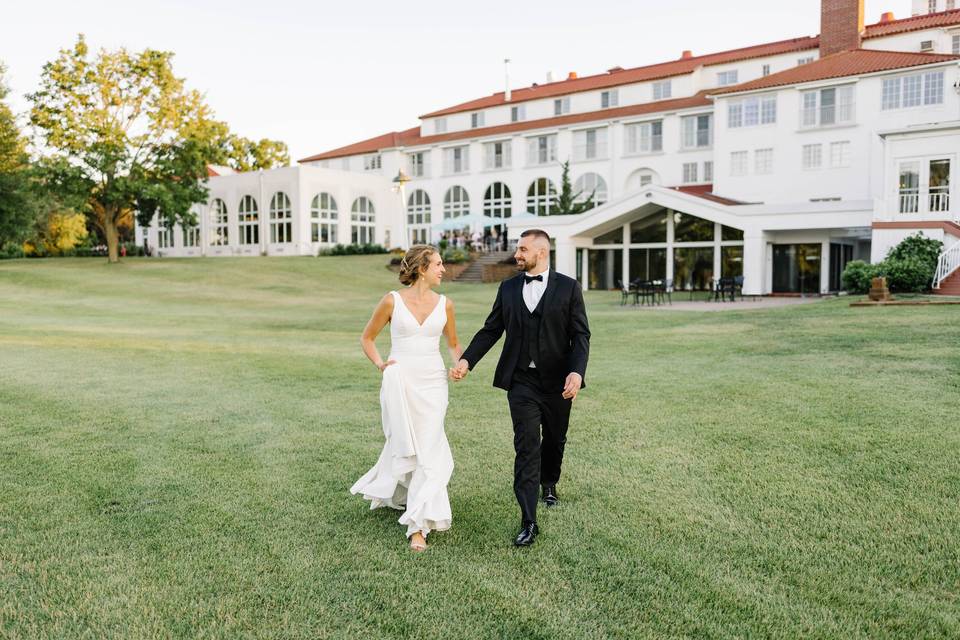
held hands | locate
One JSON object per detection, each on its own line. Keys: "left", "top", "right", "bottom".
{"left": 449, "top": 359, "right": 470, "bottom": 381}
{"left": 562, "top": 372, "right": 582, "bottom": 401}
{"left": 378, "top": 359, "right": 397, "bottom": 373}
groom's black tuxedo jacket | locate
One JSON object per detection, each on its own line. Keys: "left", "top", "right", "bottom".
{"left": 462, "top": 270, "right": 590, "bottom": 392}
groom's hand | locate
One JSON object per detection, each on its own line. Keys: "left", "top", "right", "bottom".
{"left": 450, "top": 359, "right": 470, "bottom": 381}
{"left": 561, "top": 372, "right": 582, "bottom": 400}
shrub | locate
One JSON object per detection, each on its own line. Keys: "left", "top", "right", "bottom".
{"left": 887, "top": 232, "right": 942, "bottom": 265}
{"left": 0, "top": 243, "right": 25, "bottom": 260}
{"left": 841, "top": 260, "right": 878, "bottom": 294}
{"left": 441, "top": 248, "right": 469, "bottom": 264}
{"left": 882, "top": 256, "right": 935, "bottom": 293}
{"left": 318, "top": 243, "right": 388, "bottom": 257}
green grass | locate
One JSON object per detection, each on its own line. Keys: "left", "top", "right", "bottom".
{"left": 1, "top": 256, "right": 959, "bottom": 639}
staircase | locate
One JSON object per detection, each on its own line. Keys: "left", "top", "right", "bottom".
{"left": 933, "top": 239, "right": 960, "bottom": 296}
{"left": 934, "top": 269, "right": 960, "bottom": 296}
{"left": 453, "top": 251, "right": 514, "bottom": 283}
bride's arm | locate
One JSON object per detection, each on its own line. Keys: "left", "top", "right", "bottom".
{"left": 360, "top": 294, "right": 395, "bottom": 372}
{"left": 443, "top": 297, "right": 463, "bottom": 364}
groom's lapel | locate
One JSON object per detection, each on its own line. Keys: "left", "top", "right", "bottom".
{"left": 541, "top": 269, "right": 560, "bottom": 310}
{"left": 511, "top": 274, "right": 525, "bottom": 325}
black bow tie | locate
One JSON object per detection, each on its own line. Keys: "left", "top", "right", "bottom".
{"left": 524, "top": 274, "right": 543, "bottom": 284}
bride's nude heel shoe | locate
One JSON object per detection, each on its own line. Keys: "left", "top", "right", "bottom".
{"left": 409, "top": 533, "right": 427, "bottom": 552}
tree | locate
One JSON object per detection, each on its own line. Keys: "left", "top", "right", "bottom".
{"left": 0, "top": 62, "right": 42, "bottom": 250}
{"left": 222, "top": 135, "right": 289, "bottom": 173}
{"left": 552, "top": 160, "right": 596, "bottom": 215}
{"left": 29, "top": 36, "right": 287, "bottom": 263}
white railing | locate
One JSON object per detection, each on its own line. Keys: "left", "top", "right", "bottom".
{"left": 929, "top": 186, "right": 950, "bottom": 213}
{"left": 899, "top": 189, "right": 919, "bottom": 213}
{"left": 933, "top": 239, "right": 960, "bottom": 290}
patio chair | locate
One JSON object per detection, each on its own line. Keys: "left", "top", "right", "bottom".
{"left": 634, "top": 280, "right": 655, "bottom": 306}
{"left": 616, "top": 279, "right": 632, "bottom": 306}
{"left": 734, "top": 276, "right": 745, "bottom": 301}
{"left": 658, "top": 278, "right": 673, "bottom": 305}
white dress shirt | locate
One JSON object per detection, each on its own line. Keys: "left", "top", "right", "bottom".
{"left": 522, "top": 268, "right": 548, "bottom": 367}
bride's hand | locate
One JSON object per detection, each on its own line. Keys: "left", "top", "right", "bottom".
{"left": 378, "top": 360, "right": 397, "bottom": 373}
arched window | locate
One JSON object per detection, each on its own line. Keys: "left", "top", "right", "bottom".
{"left": 238, "top": 195, "right": 259, "bottom": 245}
{"left": 310, "top": 193, "right": 338, "bottom": 244}
{"left": 351, "top": 196, "right": 376, "bottom": 244}
{"left": 269, "top": 192, "right": 293, "bottom": 244}
{"left": 210, "top": 198, "right": 229, "bottom": 246}
{"left": 407, "top": 189, "right": 431, "bottom": 244}
{"left": 483, "top": 182, "right": 512, "bottom": 218}
{"left": 157, "top": 212, "right": 173, "bottom": 249}
{"left": 526, "top": 178, "right": 557, "bottom": 215}
{"left": 182, "top": 218, "right": 200, "bottom": 247}
{"left": 443, "top": 186, "right": 470, "bottom": 219}
{"left": 626, "top": 168, "right": 660, "bottom": 192}
{"left": 574, "top": 173, "right": 608, "bottom": 210}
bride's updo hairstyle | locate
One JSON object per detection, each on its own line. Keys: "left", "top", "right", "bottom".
{"left": 398, "top": 244, "right": 438, "bottom": 286}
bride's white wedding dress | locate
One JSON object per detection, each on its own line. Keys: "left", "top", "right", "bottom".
{"left": 351, "top": 291, "right": 454, "bottom": 538}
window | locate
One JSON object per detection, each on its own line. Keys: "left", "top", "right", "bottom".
{"left": 269, "top": 192, "right": 293, "bottom": 244}
{"left": 434, "top": 118, "right": 447, "bottom": 134}
{"left": 681, "top": 114, "right": 713, "bottom": 148}
{"left": 899, "top": 162, "right": 920, "bottom": 213}
{"left": 953, "top": 34, "right": 960, "bottom": 55}
{"left": 829, "top": 141, "right": 851, "bottom": 168}
{"left": 717, "top": 70, "right": 739, "bottom": 86}
{"left": 483, "top": 140, "right": 512, "bottom": 169}
{"left": 624, "top": 120, "right": 662, "bottom": 154}
{"left": 573, "top": 128, "right": 608, "bottom": 161}
{"left": 350, "top": 197, "right": 375, "bottom": 244}
{"left": 730, "top": 151, "right": 748, "bottom": 176}
{"left": 950, "top": 1, "right": 957, "bottom": 10}
{"left": 929, "top": 0, "right": 937, "bottom": 13}
{"left": 363, "top": 154, "right": 381, "bottom": 171}
{"left": 728, "top": 95, "right": 777, "bottom": 127}
{"left": 601, "top": 90, "right": 619, "bottom": 108}
{"left": 802, "top": 144, "right": 823, "bottom": 170}
{"left": 406, "top": 189, "right": 431, "bottom": 243}
{"left": 471, "top": 112, "right": 484, "bottom": 128}
{"left": 920, "top": 40, "right": 934, "bottom": 53}
{"left": 238, "top": 195, "right": 259, "bottom": 245}
{"left": 483, "top": 182, "right": 512, "bottom": 218}
{"left": 443, "top": 145, "right": 470, "bottom": 174}
{"left": 703, "top": 161, "right": 713, "bottom": 182}
{"left": 526, "top": 178, "right": 557, "bottom": 215}
{"left": 210, "top": 198, "right": 228, "bottom": 246}
{"left": 157, "top": 213, "right": 172, "bottom": 249}
{"left": 182, "top": 222, "right": 199, "bottom": 248}
{"left": 682, "top": 162, "right": 698, "bottom": 183}
{"left": 408, "top": 152, "right": 428, "bottom": 178}
{"left": 527, "top": 134, "right": 558, "bottom": 165}
{"left": 554, "top": 97, "right": 570, "bottom": 115}
{"left": 310, "top": 193, "right": 338, "bottom": 243}
{"left": 929, "top": 159, "right": 951, "bottom": 212}
{"left": 800, "top": 85, "right": 854, "bottom": 127}
{"left": 573, "top": 173, "right": 608, "bottom": 208}
{"left": 340, "top": 158, "right": 350, "bottom": 171}
{"left": 797, "top": 56, "right": 814, "bottom": 65}
{"left": 443, "top": 186, "right": 470, "bottom": 219}
{"left": 755, "top": 148, "right": 773, "bottom": 174}
{"left": 881, "top": 70, "right": 944, "bottom": 110}
{"left": 511, "top": 105, "right": 525, "bottom": 122}
{"left": 762, "top": 64, "right": 771, "bottom": 77}
{"left": 652, "top": 80, "right": 671, "bottom": 100}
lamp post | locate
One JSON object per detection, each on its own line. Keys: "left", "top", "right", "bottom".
{"left": 392, "top": 169, "right": 411, "bottom": 250}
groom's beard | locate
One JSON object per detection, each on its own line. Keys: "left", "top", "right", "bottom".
{"left": 517, "top": 257, "right": 537, "bottom": 272}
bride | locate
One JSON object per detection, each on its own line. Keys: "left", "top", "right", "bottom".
{"left": 351, "top": 245, "right": 462, "bottom": 552}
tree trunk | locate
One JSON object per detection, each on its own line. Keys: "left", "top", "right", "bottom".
{"left": 105, "top": 214, "right": 120, "bottom": 263}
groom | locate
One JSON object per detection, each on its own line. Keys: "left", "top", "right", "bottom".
{"left": 452, "top": 229, "right": 590, "bottom": 546}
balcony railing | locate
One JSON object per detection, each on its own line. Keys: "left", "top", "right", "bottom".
{"left": 899, "top": 187, "right": 952, "bottom": 215}
{"left": 930, "top": 186, "right": 950, "bottom": 213}
{"left": 899, "top": 189, "right": 919, "bottom": 214}
{"left": 573, "top": 144, "right": 608, "bottom": 161}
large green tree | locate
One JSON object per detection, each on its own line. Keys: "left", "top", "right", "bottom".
{"left": 0, "top": 62, "right": 41, "bottom": 250}
{"left": 552, "top": 160, "right": 596, "bottom": 215}
{"left": 29, "top": 36, "right": 287, "bottom": 262}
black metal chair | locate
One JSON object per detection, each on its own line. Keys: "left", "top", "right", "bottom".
{"left": 634, "top": 279, "right": 656, "bottom": 306}
{"left": 733, "top": 275, "right": 745, "bottom": 301}
{"left": 658, "top": 278, "right": 673, "bottom": 305}
{"left": 616, "top": 279, "right": 632, "bottom": 306}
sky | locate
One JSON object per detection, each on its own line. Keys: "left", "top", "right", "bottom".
{"left": 2, "top": 0, "right": 914, "bottom": 162}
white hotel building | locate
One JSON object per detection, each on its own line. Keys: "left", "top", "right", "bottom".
{"left": 138, "top": 0, "right": 960, "bottom": 295}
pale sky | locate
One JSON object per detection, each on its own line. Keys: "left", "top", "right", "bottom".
{"left": 2, "top": 0, "right": 913, "bottom": 162}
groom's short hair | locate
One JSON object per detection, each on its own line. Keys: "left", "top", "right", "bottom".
{"left": 520, "top": 229, "right": 550, "bottom": 243}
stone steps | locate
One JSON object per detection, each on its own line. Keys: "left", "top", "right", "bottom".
{"left": 453, "top": 251, "right": 514, "bottom": 282}
{"left": 934, "top": 269, "right": 960, "bottom": 295}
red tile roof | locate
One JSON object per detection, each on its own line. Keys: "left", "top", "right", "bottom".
{"left": 298, "top": 92, "right": 711, "bottom": 163}
{"left": 670, "top": 184, "right": 747, "bottom": 206}
{"left": 709, "top": 49, "right": 960, "bottom": 95}
{"left": 862, "top": 8, "right": 960, "bottom": 38}
{"left": 419, "top": 37, "right": 820, "bottom": 119}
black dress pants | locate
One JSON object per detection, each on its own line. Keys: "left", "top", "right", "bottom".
{"left": 507, "top": 367, "right": 572, "bottom": 525}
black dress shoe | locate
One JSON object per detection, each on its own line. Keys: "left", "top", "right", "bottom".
{"left": 514, "top": 522, "right": 539, "bottom": 546}
{"left": 542, "top": 484, "right": 559, "bottom": 507}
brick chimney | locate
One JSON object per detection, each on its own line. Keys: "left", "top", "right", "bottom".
{"left": 820, "top": 0, "right": 865, "bottom": 57}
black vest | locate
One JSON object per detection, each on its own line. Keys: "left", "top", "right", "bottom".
{"left": 518, "top": 287, "right": 545, "bottom": 370}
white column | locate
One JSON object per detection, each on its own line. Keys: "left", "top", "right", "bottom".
{"left": 665, "top": 209, "right": 675, "bottom": 284}
{"left": 820, "top": 240, "right": 831, "bottom": 293}
{"left": 580, "top": 248, "right": 589, "bottom": 290}
{"left": 622, "top": 223, "right": 630, "bottom": 285}
{"left": 713, "top": 222, "right": 722, "bottom": 278}
{"left": 742, "top": 230, "right": 767, "bottom": 296}
{"left": 554, "top": 241, "right": 577, "bottom": 279}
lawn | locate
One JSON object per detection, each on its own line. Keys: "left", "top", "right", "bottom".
{"left": 1, "top": 255, "right": 958, "bottom": 639}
